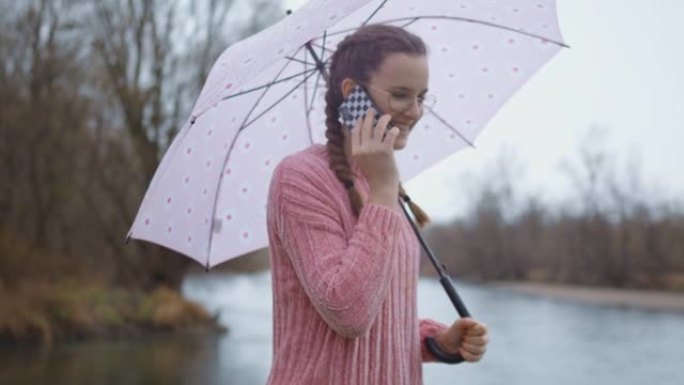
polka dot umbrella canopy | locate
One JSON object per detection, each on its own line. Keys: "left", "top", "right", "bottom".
{"left": 126, "top": 0, "right": 567, "bottom": 269}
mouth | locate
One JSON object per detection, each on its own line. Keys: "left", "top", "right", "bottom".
{"left": 391, "top": 121, "right": 413, "bottom": 132}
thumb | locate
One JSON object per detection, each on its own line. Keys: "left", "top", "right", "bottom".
{"left": 456, "top": 317, "right": 477, "bottom": 333}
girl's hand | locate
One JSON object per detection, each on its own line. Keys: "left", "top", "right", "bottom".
{"left": 350, "top": 109, "right": 400, "bottom": 194}
{"left": 434, "top": 318, "right": 489, "bottom": 363}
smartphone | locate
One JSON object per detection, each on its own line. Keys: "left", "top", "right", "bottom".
{"left": 338, "top": 85, "right": 381, "bottom": 129}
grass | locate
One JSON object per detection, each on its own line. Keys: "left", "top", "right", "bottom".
{"left": 0, "top": 280, "right": 226, "bottom": 345}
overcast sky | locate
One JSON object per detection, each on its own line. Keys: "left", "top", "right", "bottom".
{"left": 283, "top": 0, "right": 684, "bottom": 222}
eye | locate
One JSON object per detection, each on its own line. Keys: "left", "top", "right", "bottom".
{"left": 391, "top": 92, "right": 412, "bottom": 100}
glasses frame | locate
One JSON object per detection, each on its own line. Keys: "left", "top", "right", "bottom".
{"left": 354, "top": 80, "right": 436, "bottom": 114}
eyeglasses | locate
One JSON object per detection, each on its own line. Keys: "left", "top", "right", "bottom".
{"left": 356, "top": 80, "right": 436, "bottom": 113}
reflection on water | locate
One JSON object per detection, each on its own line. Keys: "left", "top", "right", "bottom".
{"left": 2, "top": 272, "right": 683, "bottom": 385}
{"left": 0, "top": 334, "right": 224, "bottom": 385}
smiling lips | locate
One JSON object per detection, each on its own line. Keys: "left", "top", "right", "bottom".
{"left": 391, "top": 121, "right": 413, "bottom": 132}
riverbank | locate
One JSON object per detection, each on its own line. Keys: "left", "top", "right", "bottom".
{"left": 491, "top": 281, "right": 684, "bottom": 313}
{"left": 0, "top": 281, "right": 227, "bottom": 345}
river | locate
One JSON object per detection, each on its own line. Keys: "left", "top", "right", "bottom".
{"left": 1, "top": 272, "right": 683, "bottom": 384}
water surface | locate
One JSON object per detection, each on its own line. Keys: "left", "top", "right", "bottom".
{"left": 2, "top": 272, "right": 682, "bottom": 385}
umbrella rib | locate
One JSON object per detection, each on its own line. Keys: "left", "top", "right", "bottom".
{"left": 408, "top": 15, "right": 570, "bottom": 47}
{"left": 238, "top": 52, "right": 303, "bottom": 134}
{"left": 306, "top": 30, "right": 330, "bottom": 145}
{"left": 308, "top": 42, "right": 335, "bottom": 55}
{"left": 313, "top": 16, "right": 569, "bottom": 48}
{"left": 425, "top": 106, "right": 476, "bottom": 148}
{"left": 362, "top": 0, "right": 389, "bottom": 26}
{"left": 193, "top": 46, "right": 310, "bottom": 119}
{"left": 216, "top": 45, "right": 309, "bottom": 105}
{"left": 205, "top": 50, "right": 307, "bottom": 267}
{"left": 303, "top": 48, "right": 314, "bottom": 144}
{"left": 218, "top": 68, "right": 317, "bottom": 102}
{"left": 285, "top": 56, "right": 312, "bottom": 66}
{"left": 308, "top": 30, "right": 327, "bottom": 113}
{"left": 242, "top": 67, "right": 320, "bottom": 130}
{"left": 320, "top": 31, "right": 329, "bottom": 61}
{"left": 400, "top": 18, "right": 420, "bottom": 29}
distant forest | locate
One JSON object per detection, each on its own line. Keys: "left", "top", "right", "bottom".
{"left": 422, "top": 134, "right": 684, "bottom": 291}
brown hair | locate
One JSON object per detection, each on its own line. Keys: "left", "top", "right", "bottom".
{"left": 324, "top": 24, "right": 430, "bottom": 228}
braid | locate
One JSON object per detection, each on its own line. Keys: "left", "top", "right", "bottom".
{"left": 325, "top": 69, "right": 364, "bottom": 217}
{"left": 398, "top": 184, "right": 430, "bottom": 229}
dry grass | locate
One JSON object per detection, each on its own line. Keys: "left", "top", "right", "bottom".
{"left": 0, "top": 280, "right": 224, "bottom": 345}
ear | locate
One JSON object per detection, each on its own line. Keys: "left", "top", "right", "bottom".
{"left": 340, "top": 78, "right": 358, "bottom": 99}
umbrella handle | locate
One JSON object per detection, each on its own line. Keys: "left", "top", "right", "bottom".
{"left": 425, "top": 277, "right": 470, "bottom": 364}
{"left": 425, "top": 336, "right": 466, "bottom": 364}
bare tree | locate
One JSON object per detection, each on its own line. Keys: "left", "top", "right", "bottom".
{"left": 84, "top": 0, "right": 284, "bottom": 289}
{"left": 0, "top": 0, "right": 284, "bottom": 289}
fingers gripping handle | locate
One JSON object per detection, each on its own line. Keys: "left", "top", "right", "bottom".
{"left": 425, "top": 336, "right": 466, "bottom": 364}
{"left": 425, "top": 276, "right": 470, "bottom": 364}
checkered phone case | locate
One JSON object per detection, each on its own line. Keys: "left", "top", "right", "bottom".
{"left": 338, "top": 85, "right": 380, "bottom": 129}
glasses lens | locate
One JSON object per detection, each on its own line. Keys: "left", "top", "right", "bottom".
{"left": 389, "top": 93, "right": 436, "bottom": 112}
{"left": 388, "top": 94, "right": 408, "bottom": 112}
{"left": 423, "top": 94, "right": 436, "bottom": 110}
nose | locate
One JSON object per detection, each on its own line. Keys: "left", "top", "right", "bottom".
{"left": 403, "top": 98, "right": 423, "bottom": 120}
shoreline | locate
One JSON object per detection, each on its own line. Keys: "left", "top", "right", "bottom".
{"left": 489, "top": 281, "right": 684, "bottom": 313}
{"left": 0, "top": 283, "right": 227, "bottom": 345}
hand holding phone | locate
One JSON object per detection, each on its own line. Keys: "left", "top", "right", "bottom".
{"left": 351, "top": 108, "right": 402, "bottom": 209}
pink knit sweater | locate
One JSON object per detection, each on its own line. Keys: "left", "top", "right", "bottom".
{"left": 265, "top": 143, "right": 448, "bottom": 385}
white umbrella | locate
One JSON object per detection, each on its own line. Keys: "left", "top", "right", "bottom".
{"left": 126, "top": 0, "right": 567, "bottom": 268}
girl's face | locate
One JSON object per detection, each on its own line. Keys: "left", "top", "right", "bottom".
{"left": 361, "top": 52, "right": 430, "bottom": 150}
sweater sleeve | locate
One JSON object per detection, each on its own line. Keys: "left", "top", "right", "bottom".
{"left": 271, "top": 159, "right": 402, "bottom": 338}
{"left": 419, "top": 318, "right": 449, "bottom": 363}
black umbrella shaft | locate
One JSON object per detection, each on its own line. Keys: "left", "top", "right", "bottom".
{"left": 304, "top": 42, "right": 329, "bottom": 81}
{"left": 287, "top": 8, "right": 329, "bottom": 80}
{"left": 398, "top": 197, "right": 471, "bottom": 318}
